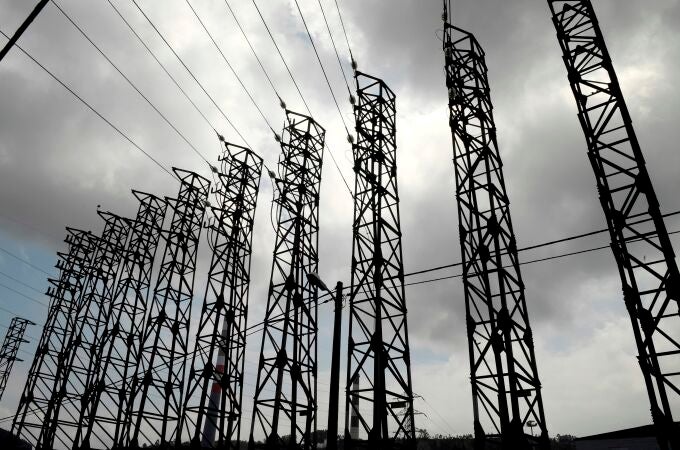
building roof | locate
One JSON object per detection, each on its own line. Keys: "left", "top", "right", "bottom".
{"left": 576, "top": 423, "right": 666, "bottom": 441}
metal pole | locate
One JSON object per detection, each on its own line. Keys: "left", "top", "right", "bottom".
{"left": 0, "top": 0, "right": 49, "bottom": 63}
{"left": 327, "top": 281, "right": 343, "bottom": 450}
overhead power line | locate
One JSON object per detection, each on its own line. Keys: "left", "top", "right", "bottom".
{"left": 249, "top": 0, "right": 353, "bottom": 198}
{"left": 129, "top": 0, "right": 251, "bottom": 150}
{"left": 293, "top": 0, "right": 351, "bottom": 136}
{"left": 222, "top": 0, "right": 282, "bottom": 106}
{"left": 51, "top": 0, "right": 210, "bottom": 167}
{"left": 314, "top": 0, "right": 352, "bottom": 96}
{"left": 184, "top": 0, "right": 276, "bottom": 135}
{"left": 0, "top": 29, "right": 176, "bottom": 180}
{"left": 332, "top": 0, "right": 355, "bottom": 66}
{"left": 106, "top": 0, "right": 218, "bottom": 135}
{"left": 0, "top": 244, "right": 52, "bottom": 276}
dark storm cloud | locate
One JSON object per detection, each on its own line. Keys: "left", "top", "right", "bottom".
{"left": 1, "top": 0, "right": 679, "bottom": 438}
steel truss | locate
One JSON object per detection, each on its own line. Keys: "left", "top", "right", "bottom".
{"left": 181, "top": 141, "right": 263, "bottom": 448}
{"left": 548, "top": 1, "right": 680, "bottom": 447}
{"left": 443, "top": 17, "right": 549, "bottom": 449}
{"left": 74, "top": 191, "right": 167, "bottom": 450}
{"left": 123, "top": 168, "right": 209, "bottom": 448}
{"left": 42, "top": 211, "right": 130, "bottom": 449}
{"left": 344, "top": 72, "right": 416, "bottom": 450}
{"left": 249, "top": 110, "right": 325, "bottom": 450}
{"left": 12, "top": 228, "right": 96, "bottom": 448}
{"left": 0, "top": 317, "right": 34, "bottom": 402}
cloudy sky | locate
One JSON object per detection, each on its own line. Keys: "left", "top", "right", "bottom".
{"left": 1, "top": 0, "right": 680, "bottom": 442}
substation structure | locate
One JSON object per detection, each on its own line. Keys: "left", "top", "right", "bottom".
{"left": 74, "top": 191, "right": 167, "bottom": 450}
{"left": 122, "top": 169, "right": 210, "bottom": 448}
{"left": 249, "top": 110, "right": 325, "bottom": 450}
{"left": 548, "top": 1, "right": 680, "bottom": 448}
{"left": 0, "top": 317, "right": 34, "bottom": 402}
{"left": 181, "top": 141, "right": 263, "bottom": 448}
{"left": 12, "top": 228, "right": 98, "bottom": 448}
{"left": 443, "top": 13, "right": 549, "bottom": 450}
{"left": 345, "top": 72, "right": 416, "bottom": 450}
{"left": 44, "top": 211, "right": 131, "bottom": 450}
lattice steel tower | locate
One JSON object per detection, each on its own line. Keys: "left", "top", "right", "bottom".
{"left": 13, "top": 228, "right": 96, "bottom": 449}
{"left": 249, "top": 111, "right": 325, "bottom": 450}
{"left": 344, "top": 72, "right": 416, "bottom": 450}
{"left": 548, "top": 1, "right": 680, "bottom": 447}
{"left": 442, "top": 7, "right": 549, "bottom": 448}
{"left": 41, "top": 211, "right": 130, "bottom": 450}
{"left": 74, "top": 191, "right": 167, "bottom": 450}
{"left": 181, "top": 141, "right": 263, "bottom": 448}
{"left": 123, "top": 168, "right": 209, "bottom": 448}
{"left": 0, "top": 317, "right": 33, "bottom": 402}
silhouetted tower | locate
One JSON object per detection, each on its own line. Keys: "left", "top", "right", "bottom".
{"left": 181, "top": 141, "right": 262, "bottom": 448}
{"left": 123, "top": 168, "right": 209, "bottom": 448}
{"left": 249, "top": 111, "right": 325, "bottom": 450}
{"left": 547, "top": 1, "right": 680, "bottom": 447}
{"left": 41, "top": 211, "right": 130, "bottom": 450}
{"left": 442, "top": 7, "right": 549, "bottom": 449}
{"left": 75, "top": 191, "right": 167, "bottom": 450}
{"left": 0, "top": 317, "right": 34, "bottom": 402}
{"left": 345, "top": 72, "right": 416, "bottom": 450}
{"left": 12, "top": 228, "right": 96, "bottom": 448}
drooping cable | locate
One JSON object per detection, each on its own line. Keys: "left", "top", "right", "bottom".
{"left": 0, "top": 30, "right": 176, "bottom": 180}
{"left": 315, "top": 0, "right": 352, "bottom": 96}
{"left": 51, "top": 0, "right": 211, "bottom": 166}
{"left": 332, "top": 0, "right": 355, "bottom": 67}
{"left": 129, "top": 0, "right": 252, "bottom": 149}
{"left": 184, "top": 0, "right": 276, "bottom": 135}
{"left": 106, "top": 0, "right": 218, "bottom": 135}
{"left": 292, "top": 0, "right": 351, "bottom": 136}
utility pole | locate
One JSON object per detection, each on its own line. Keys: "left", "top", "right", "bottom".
{"left": 327, "top": 281, "right": 344, "bottom": 450}
{"left": 0, "top": 317, "right": 34, "bottom": 402}
{"left": 0, "top": 0, "right": 49, "bottom": 63}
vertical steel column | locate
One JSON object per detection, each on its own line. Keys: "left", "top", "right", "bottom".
{"left": 75, "top": 192, "right": 167, "bottom": 450}
{"left": 344, "top": 72, "right": 416, "bottom": 450}
{"left": 181, "top": 141, "right": 263, "bottom": 448}
{"left": 12, "top": 228, "right": 96, "bottom": 448}
{"left": 41, "top": 212, "right": 130, "bottom": 450}
{"left": 124, "top": 168, "right": 209, "bottom": 448}
{"left": 0, "top": 317, "right": 34, "bottom": 402}
{"left": 442, "top": 15, "right": 549, "bottom": 449}
{"left": 547, "top": 1, "right": 680, "bottom": 447}
{"left": 249, "top": 111, "right": 325, "bottom": 450}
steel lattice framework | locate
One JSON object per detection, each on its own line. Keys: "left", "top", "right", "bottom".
{"left": 74, "top": 191, "right": 167, "bottom": 450}
{"left": 13, "top": 228, "right": 96, "bottom": 449}
{"left": 42, "top": 211, "right": 130, "bottom": 450}
{"left": 249, "top": 111, "right": 325, "bottom": 450}
{"left": 548, "top": 1, "right": 680, "bottom": 447}
{"left": 443, "top": 16, "right": 549, "bottom": 449}
{"left": 345, "top": 72, "right": 416, "bottom": 450}
{"left": 123, "top": 168, "right": 209, "bottom": 448}
{"left": 0, "top": 317, "right": 33, "bottom": 402}
{"left": 181, "top": 141, "right": 263, "bottom": 448}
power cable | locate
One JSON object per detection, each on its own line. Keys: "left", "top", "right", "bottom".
{"left": 293, "top": 0, "right": 351, "bottom": 137}
{"left": 0, "top": 270, "right": 45, "bottom": 295}
{"left": 250, "top": 0, "right": 353, "bottom": 198}
{"left": 0, "top": 244, "right": 52, "bottom": 276}
{"left": 129, "top": 0, "right": 251, "bottom": 150}
{"left": 314, "top": 0, "right": 352, "bottom": 96}
{"left": 222, "top": 0, "right": 283, "bottom": 108}
{"left": 0, "top": 282, "right": 47, "bottom": 308}
{"left": 51, "top": 0, "right": 211, "bottom": 167}
{"left": 184, "top": 0, "right": 276, "bottom": 135}
{"left": 106, "top": 0, "right": 218, "bottom": 136}
{"left": 404, "top": 209, "right": 680, "bottom": 278}
{"left": 0, "top": 29, "right": 176, "bottom": 180}
{"left": 332, "top": 0, "right": 355, "bottom": 67}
